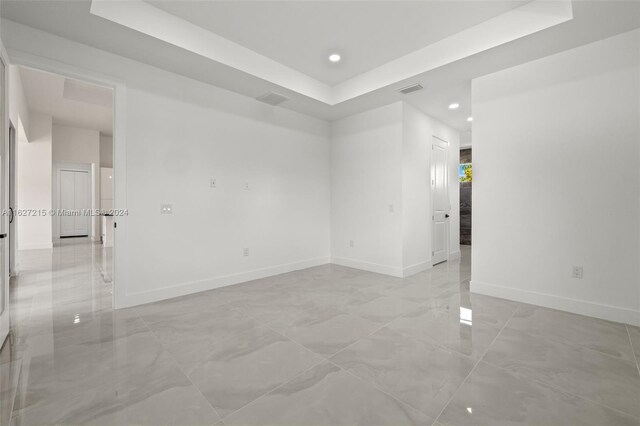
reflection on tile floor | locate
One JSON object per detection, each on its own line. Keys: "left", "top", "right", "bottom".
{"left": 1, "top": 242, "right": 640, "bottom": 425}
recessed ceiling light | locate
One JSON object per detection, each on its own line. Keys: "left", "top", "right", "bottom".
{"left": 448, "top": 103, "right": 460, "bottom": 110}
{"left": 329, "top": 54, "right": 341, "bottom": 63}
{"left": 467, "top": 116, "right": 473, "bottom": 122}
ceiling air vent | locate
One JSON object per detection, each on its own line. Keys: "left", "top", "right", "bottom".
{"left": 256, "top": 92, "right": 289, "bottom": 106}
{"left": 397, "top": 83, "right": 423, "bottom": 95}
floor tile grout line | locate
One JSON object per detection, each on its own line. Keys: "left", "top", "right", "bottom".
{"left": 479, "top": 356, "right": 640, "bottom": 422}
{"left": 177, "top": 295, "right": 339, "bottom": 420}
{"left": 134, "top": 308, "right": 225, "bottom": 423}
{"left": 325, "top": 357, "right": 438, "bottom": 423}
{"left": 210, "top": 283, "right": 462, "bottom": 420}
{"left": 625, "top": 324, "right": 640, "bottom": 376}
{"left": 470, "top": 303, "right": 640, "bottom": 422}
{"left": 362, "top": 285, "right": 515, "bottom": 362}
{"left": 3, "top": 358, "right": 23, "bottom": 425}
{"left": 430, "top": 301, "right": 521, "bottom": 426}
{"left": 214, "top": 297, "right": 334, "bottom": 361}
{"left": 217, "top": 355, "right": 330, "bottom": 421}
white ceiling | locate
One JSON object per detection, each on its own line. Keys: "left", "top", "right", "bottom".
{"left": 2, "top": 0, "right": 640, "bottom": 141}
{"left": 20, "top": 67, "right": 113, "bottom": 135}
{"left": 146, "top": 0, "right": 528, "bottom": 86}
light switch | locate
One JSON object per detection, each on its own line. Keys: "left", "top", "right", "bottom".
{"left": 160, "top": 204, "right": 173, "bottom": 215}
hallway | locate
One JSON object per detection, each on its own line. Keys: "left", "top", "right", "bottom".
{"left": 1, "top": 242, "right": 639, "bottom": 425}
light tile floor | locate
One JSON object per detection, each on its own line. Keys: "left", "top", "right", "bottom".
{"left": 1, "top": 241, "right": 639, "bottom": 425}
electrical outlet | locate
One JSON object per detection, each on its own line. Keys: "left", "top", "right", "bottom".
{"left": 389, "top": 204, "right": 394, "bottom": 213}
{"left": 160, "top": 204, "right": 173, "bottom": 215}
{"left": 244, "top": 182, "right": 250, "bottom": 190}
{"left": 349, "top": 240, "right": 354, "bottom": 248}
{"left": 572, "top": 266, "right": 583, "bottom": 279}
{"left": 243, "top": 248, "right": 250, "bottom": 257}
{"left": 210, "top": 178, "right": 216, "bottom": 188}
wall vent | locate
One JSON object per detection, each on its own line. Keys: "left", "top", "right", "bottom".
{"left": 397, "top": 83, "right": 423, "bottom": 95}
{"left": 256, "top": 92, "right": 289, "bottom": 106}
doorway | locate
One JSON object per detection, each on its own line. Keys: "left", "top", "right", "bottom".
{"left": 7, "top": 64, "right": 116, "bottom": 310}
{"left": 431, "top": 136, "right": 450, "bottom": 265}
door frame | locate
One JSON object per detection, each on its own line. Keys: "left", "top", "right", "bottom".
{"left": 53, "top": 162, "right": 92, "bottom": 239}
{"left": 7, "top": 50, "right": 128, "bottom": 309}
{"left": 8, "top": 121, "right": 16, "bottom": 276}
{"left": 431, "top": 135, "right": 450, "bottom": 265}
{"left": 0, "top": 40, "right": 9, "bottom": 347}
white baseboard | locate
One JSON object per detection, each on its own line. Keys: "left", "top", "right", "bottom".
{"left": 403, "top": 260, "right": 432, "bottom": 277}
{"left": 471, "top": 280, "right": 640, "bottom": 327}
{"left": 121, "top": 257, "right": 330, "bottom": 308}
{"left": 330, "top": 256, "right": 403, "bottom": 278}
{"left": 18, "top": 242, "right": 53, "bottom": 250}
{"left": 449, "top": 250, "right": 461, "bottom": 261}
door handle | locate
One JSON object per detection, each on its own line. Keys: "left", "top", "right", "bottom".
{"left": 0, "top": 234, "right": 6, "bottom": 239}
{"left": 9, "top": 207, "right": 14, "bottom": 224}
{"left": 445, "top": 214, "right": 450, "bottom": 218}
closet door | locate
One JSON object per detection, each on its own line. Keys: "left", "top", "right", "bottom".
{"left": 73, "top": 171, "right": 90, "bottom": 235}
{"left": 59, "top": 170, "right": 76, "bottom": 237}
{"left": 59, "top": 169, "right": 90, "bottom": 237}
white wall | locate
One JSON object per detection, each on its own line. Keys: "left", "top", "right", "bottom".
{"left": 100, "top": 134, "right": 113, "bottom": 168}
{"left": 402, "top": 103, "right": 460, "bottom": 273}
{"left": 52, "top": 124, "right": 100, "bottom": 164}
{"left": 331, "top": 103, "right": 404, "bottom": 276}
{"left": 2, "top": 20, "right": 331, "bottom": 307}
{"left": 8, "top": 64, "right": 29, "bottom": 141}
{"left": 331, "top": 102, "right": 460, "bottom": 277}
{"left": 100, "top": 166, "right": 113, "bottom": 210}
{"left": 17, "top": 111, "right": 52, "bottom": 250}
{"left": 52, "top": 124, "right": 101, "bottom": 239}
{"left": 471, "top": 29, "right": 640, "bottom": 326}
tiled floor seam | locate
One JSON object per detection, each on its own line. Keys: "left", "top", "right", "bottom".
{"left": 134, "top": 309, "right": 225, "bottom": 423}
{"left": 432, "top": 301, "right": 521, "bottom": 425}
{"left": 3, "top": 358, "right": 22, "bottom": 426}
{"left": 216, "top": 299, "right": 337, "bottom": 361}
{"left": 367, "top": 286, "right": 517, "bottom": 362}
{"left": 141, "top": 297, "right": 331, "bottom": 422}
{"left": 625, "top": 324, "right": 640, "bottom": 376}
{"left": 472, "top": 304, "right": 640, "bottom": 422}
{"left": 216, "top": 356, "right": 329, "bottom": 421}
{"left": 325, "top": 357, "right": 438, "bottom": 423}
{"left": 211, "top": 295, "right": 442, "bottom": 421}
{"left": 479, "top": 357, "right": 640, "bottom": 422}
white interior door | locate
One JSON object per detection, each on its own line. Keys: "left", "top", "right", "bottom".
{"left": 59, "top": 169, "right": 90, "bottom": 237}
{"left": 0, "top": 49, "right": 10, "bottom": 347}
{"left": 431, "top": 137, "right": 450, "bottom": 265}
{"left": 73, "top": 171, "right": 89, "bottom": 235}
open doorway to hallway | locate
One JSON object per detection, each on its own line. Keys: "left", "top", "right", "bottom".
{"left": 459, "top": 147, "right": 472, "bottom": 247}
{"left": 7, "top": 64, "right": 115, "bottom": 317}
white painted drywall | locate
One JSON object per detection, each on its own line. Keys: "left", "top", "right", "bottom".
{"left": 52, "top": 124, "right": 101, "bottom": 239}
{"left": 100, "top": 134, "right": 113, "bottom": 168}
{"left": 402, "top": 103, "right": 460, "bottom": 273}
{"left": 100, "top": 166, "right": 113, "bottom": 210}
{"left": 17, "top": 112, "right": 52, "bottom": 250}
{"left": 8, "top": 64, "right": 29, "bottom": 141}
{"left": 471, "top": 29, "right": 640, "bottom": 326}
{"left": 331, "top": 102, "right": 404, "bottom": 276}
{"left": 2, "top": 20, "right": 331, "bottom": 306}
{"left": 52, "top": 124, "right": 100, "bottom": 164}
{"left": 331, "top": 102, "right": 460, "bottom": 277}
